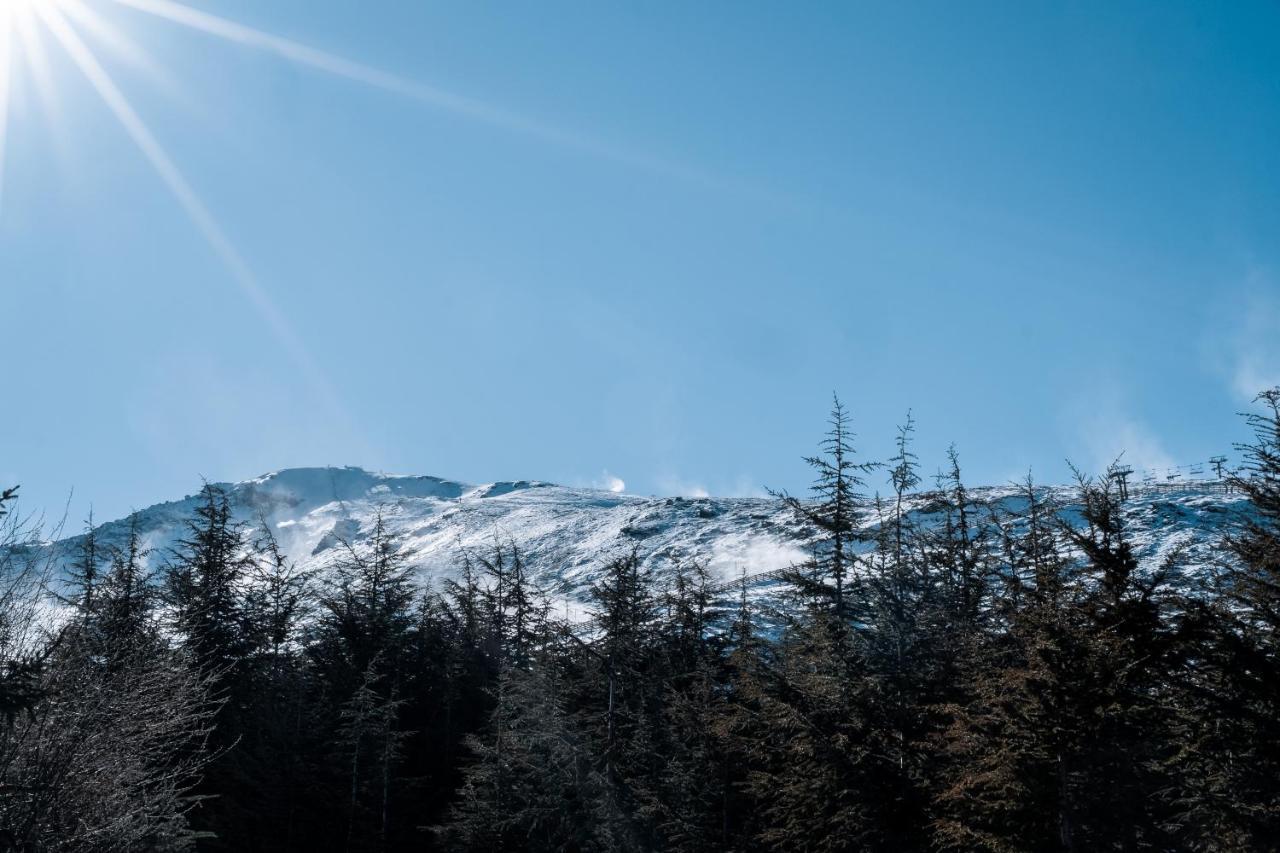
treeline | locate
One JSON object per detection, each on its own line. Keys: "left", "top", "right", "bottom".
{"left": 1, "top": 391, "right": 1279, "bottom": 851}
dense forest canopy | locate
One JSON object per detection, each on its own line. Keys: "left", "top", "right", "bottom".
{"left": 2, "top": 391, "right": 1280, "bottom": 851}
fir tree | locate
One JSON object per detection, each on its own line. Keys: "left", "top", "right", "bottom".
{"left": 585, "top": 551, "right": 661, "bottom": 846}
{"left": 62, "top": 510, "right": 101, "bottom": 616}
{"left": 167, "top": 483, "right": 254, "bottom": 679}
{"left": 95, "top": 512, "right": 158, "bottom": 662}
{"left": 307, "top": 508, "right": 420, "bottom": 849}
{"left": 1178, "top": 387, "right": 1280, "bottom": 843}
{"left": 739, "top": 400, "right": 891, "bottom": 850}
{"left": 442, "top": 641, "right": 603, "bottom": 852}
{"left": 934, "top": 479, "right": 1084, "bottom": 851}
{"left": 772, "top": 395, "right": 878, "bottom": 622}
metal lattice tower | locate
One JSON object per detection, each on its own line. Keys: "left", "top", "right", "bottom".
{"left": 1210, "top": 456, "right": 1228, "bottom": 479}
{"left": 1111, "top": 465, "right": 1135, "bottom": 501}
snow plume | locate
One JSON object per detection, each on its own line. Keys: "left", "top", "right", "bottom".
{"left": 706, "top": 533, "right": 807, "bottom": 583}
{"left": 595, "top": 471, "right": 626, "bottom": 493}
{"left": 1228, "top": 289, "right": 1280, "bottom": 401}
{"left": 1068, "top": 386, "right": 1175, "bottom": 475}
{"left": 1200, "top": 272, "right": 1280, "bottom": 402}
{"left": 657, "top": 475, "right": 710, "bottom": 499}
{"left": 658, "top": 473, "right": 767, "bottom": 499}
{"left": 1084, "top": 415, "right": 1175, "bottom": 474}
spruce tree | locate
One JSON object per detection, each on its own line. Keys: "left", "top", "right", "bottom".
{"left": 857, "top": 414, "right": 939, "bottom": 847}
{"left": 1062, "top": 467, "right": 1181, "bottom": 848}
{"left": 653, "top": 563, "right": 736, "bottom": 852}
{"left": 165, "top": 484, "right": 261, "bottom": 850}
{"left": 935, "top": 469, "right": 1182, "bottom": 851}
{"left": 933, "top": 478, "right": 1084, "bottom": 851}
{"left": 167, "top": 483, "right": 254, "bottom": 679}
{"left": 476, "top": 540, "right": 545, "bottom": 669}
{"left": 312, "top": 508, "right": 417, "bottom": 694}
{"left": 584, "top": 551, "right": 662, "bottom": 848}
{"left": 308, "top": 508, "right": 419, "bottom": 849}
{"left": 741, "top": 400, "right": 890, "bottom": 850}
{"left": 227, "top": 521, "right": 316, "bottom": 852}
{"left": 95, "top": 512, "right": 158, "bottom": 663}
{"left": 1183, "top": 387, "right": 1280, "bottom": 843}
{"left": 442, "top": 638, "right": 603, "bottom": 852}
{"left": 62, "top": 510, "right": 101, "bottom": 616}
{"left": 772, "top": 395, "right": 878, "bottom": 622}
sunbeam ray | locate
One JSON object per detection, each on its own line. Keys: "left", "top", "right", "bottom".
{"left": 13, "top": 3, "right": 60, "bottom": 122}
{"left": 59, "top": 0, "right": 163, "bottom": 78}
{"left": 35, "top": 2, "right": 353, "bottom": 430}
{"left": 108, "top": 0, "right": 723, "bottom": 186}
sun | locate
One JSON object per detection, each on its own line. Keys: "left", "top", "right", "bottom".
{"left": 0, "top": 0, "right": 405, "bottom": 417}
{"left": 0, "top": 0, "right": 393, "bottom": 426}
{"left": 1, "top": 0, "right": 51, "bottom": 19}
{"left": 0, "top": 0, "right": 542, "bottom": 430}
{"left": 0, "top": 0, "right": 666, "bottom": 426}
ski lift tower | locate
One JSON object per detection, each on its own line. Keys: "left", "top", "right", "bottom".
{"left": 1210, "top": 456, "right": 1228, "bottom": 479}
{"left": 1111, "top": 465, "right": 1135, "bottom": 501}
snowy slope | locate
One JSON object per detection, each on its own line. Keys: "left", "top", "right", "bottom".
{"left": 26, "top": 467, "right": 1250, "bottom": 606}
{"left": 38, "top": 468, "right": 807, "bottom": 600}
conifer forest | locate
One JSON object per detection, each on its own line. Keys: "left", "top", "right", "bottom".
{"left": 3, "top": 390, "right": 1280, "bottom": 852}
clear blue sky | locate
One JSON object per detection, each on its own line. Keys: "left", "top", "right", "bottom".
{"left": 2, "top": 0, "right": 1278, "bottom": 524}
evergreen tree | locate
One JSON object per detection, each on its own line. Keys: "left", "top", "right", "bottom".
{"left": 476, "top": 540, "right": 546, "bottom": 669}
{"left": 164, "top": 484, "right": 263, "bottom": 849}
{"left": 855, "top": 414, "right": 940, "bottom": 847}
{"left": 740, "top": 400, "right": 891, "bottom": 850}
{"left": 581, "top": 551, "right": 662, "bottom": 848}
{"left": 712, "top": 571, "right": 770, "bottom": 849}
{"left": 246, "top": 519, "right": 313, "bottom": 669}
{"left": 442, "top": 640, "right": 603, "bottom": 852}
{"left": 1061, "top": 466, "right": 1181, "bottom": 848}
{"left": 307, "top": 508, "right": 420, "bottom": 849}
{"left": 934, "top": 479, "right": 1085, "bottom": 851}
{"left": 338, "top": 662, "right": 412, "bottom": 853}
{"left": 928, "top": 445, "right": 993, "bottom": 632}
{"left": 1, "top": 498, "right": 218, "bottom": 851}
{"left": 651, "top": 563, "right": 737, "bottom": 852}
{"left": 1175, "top": 387, "right": 1280, "bottom": 844}
{"left": 312, "top": 508, "right": 417, "bottom": 694}
{"left": 167, "top": 483, "right": 254, "bottom": 679}
{"left": 220, "top": 521, "right": 316, "bottom": 852}
{"left": 935, "top": 469, "right": 1181, "bottom": 851}
{"left": 62, "top": 510, "right": 101, "bottom": 615}
{"left": 772, "top": 395, "right": 878, "bottom": 622}
{"left": 95, "top": 512, "right": 158, "bottom": 662}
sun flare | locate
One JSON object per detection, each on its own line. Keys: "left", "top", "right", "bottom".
{"left": 1, "top": 0, "right": 52, "bottom": 19}
{"left": 0, "top": 0, "right": 669, "bottom": 432}
{"left": 0, "top": 0, "right": 394, "bottom": 422}
{"left": 1, "top": 0, "right": 601, "bottom": 439}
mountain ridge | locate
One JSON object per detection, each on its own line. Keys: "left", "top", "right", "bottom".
{"left": 22, "top": 466, "right": 1249, "bottom": 606}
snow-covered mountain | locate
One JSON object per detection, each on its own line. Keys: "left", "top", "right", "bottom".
{"left": 27, "top": 466, "right": 1249, "bottom": 607}
{"left": 37, "top": 468, "right": 806, "bottom": 601}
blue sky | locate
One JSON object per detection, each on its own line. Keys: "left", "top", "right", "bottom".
{"left": 2, "top": 0, "right": 1278, "bottom": 524}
